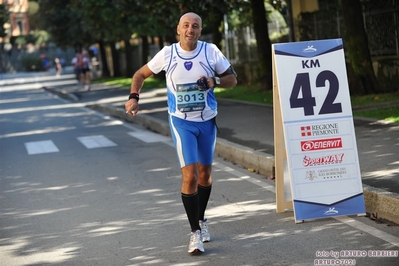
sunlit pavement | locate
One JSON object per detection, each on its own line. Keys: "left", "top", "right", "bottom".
{"left": 1, "top": 70, "right": 398, "bottom": 265}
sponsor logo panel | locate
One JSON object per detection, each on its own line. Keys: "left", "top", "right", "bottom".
{"left": 301, "top": 123, "right": 340, "bottom": 137}
{"left": 303, "top": 153, "right": 344, "bottom": 167}
{"left": 286, "top": 119, "right": 353, "bottom": 140}
{"left": 289, "top": 135, "right": 354, "bottom": 154}
{"left": 300, "top": 137, "right": 342, "bottom": 151}
{"left": 290, "top": 149, "right": 357, "bottom": 170}
{"left": 292, "top": 165, "right": 359, "bottom": 185}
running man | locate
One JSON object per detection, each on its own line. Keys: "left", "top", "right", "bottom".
{"left": 125, "top": 12, "right": 237, "bottom": 254}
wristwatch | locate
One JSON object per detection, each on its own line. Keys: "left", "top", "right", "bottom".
{"left": 213, "top": 77, "right": 220, "bottom": 85}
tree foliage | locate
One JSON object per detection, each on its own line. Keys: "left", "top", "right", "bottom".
{"left": 36, "top": 0, "right": 245, "bottom": 77}
{"left": 37, "top": 0, "right": 244, "bottom": 49}
{"left": 38, "top": 0, "right": 88, "bottom": 50}
{"left": 34, "top": 0, "right": 382, "bottom": 95}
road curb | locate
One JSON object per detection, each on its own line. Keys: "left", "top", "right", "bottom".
{"left": 363, "top": 184, "right": 399, "bottom": 225}
{"left": 87, "top": 103, "right": 399, "bottom": 225}
{"left": 43, "top": 86, "right": 80, "bottom": 102}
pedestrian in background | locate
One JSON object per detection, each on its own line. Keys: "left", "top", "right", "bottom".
{"left": 71, "top": 52, "right": 82, "bottom": 83}
{"left": 71, "top": 50, "right": 91, "bottom": 90}
{"left": 81, "top": 50, "right": 91, "bottom": 90}
{"left": 54, "top": 58, "right": 62, "bottom": 77}
{"left": 125, "top": 12, "right": 237, "bottom": 255}
{"left": 42, "top": 55, "right": 50, "bottom": 71}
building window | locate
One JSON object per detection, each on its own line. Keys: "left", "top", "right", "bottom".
{"left": 17, "top": 20, "right": 22, "bottom": 35}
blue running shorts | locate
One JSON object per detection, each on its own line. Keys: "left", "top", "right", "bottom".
{"left": 169, "top": 115, "right": 217, "bottom": 168}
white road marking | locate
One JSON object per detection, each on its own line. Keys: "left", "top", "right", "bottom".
{"left": 25, "top": 140, "right": 60, "bottom": 155}
{"left": 77, "top": 135, "right": 117, "bottom": 149}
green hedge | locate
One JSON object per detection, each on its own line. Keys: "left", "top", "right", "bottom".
{"left": 20, "top": 55, "right": 45, "bottom": 72}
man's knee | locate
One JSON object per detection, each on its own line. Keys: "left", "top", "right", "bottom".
{"left": 198, "top": 164, "right": 212, "bottom": 185}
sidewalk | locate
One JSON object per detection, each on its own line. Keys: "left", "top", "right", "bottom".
{"left": 44, "top": 80, "right": 399, "bottom": 225}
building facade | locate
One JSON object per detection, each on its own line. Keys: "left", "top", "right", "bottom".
{"left": 0, "top": 0, "right": 29, "bottom": 43}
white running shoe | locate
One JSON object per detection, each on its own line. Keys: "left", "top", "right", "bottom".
{"left": 188, "top": 230, "right": 204, "bottom": 254}
{"left": 200, "top": 219, "right": 210, "bottom": 242}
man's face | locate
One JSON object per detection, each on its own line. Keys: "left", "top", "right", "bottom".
{"left": 177, "top": 14, "right": 202, "bottom": 47}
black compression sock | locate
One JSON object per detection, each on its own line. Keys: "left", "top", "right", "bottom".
{"left": 181, "top": 192, "right": 200, "bottom": 231}
{"left": 198, "top": 184, "right": 212, "bottom": 221}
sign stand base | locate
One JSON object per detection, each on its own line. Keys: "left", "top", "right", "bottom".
{"left": 273, "top": 66, "right": 293, "bottom": 214}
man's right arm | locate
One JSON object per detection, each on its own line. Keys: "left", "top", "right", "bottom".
{"left": 130, "top": 64, "right": 154, "bottom": 94}
{"left": 125, "top": 64, "right": 154, "bottom": 116}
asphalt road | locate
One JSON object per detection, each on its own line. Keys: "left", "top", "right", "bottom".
{"left": 1, "top": 72, "right": 399, "bottom": 266}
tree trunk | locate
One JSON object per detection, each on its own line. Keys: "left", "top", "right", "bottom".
{"left": 286, "top": 0, "right": 296, "bottom": 42}
{"left": 0, "top": 43, "right": 4, "bottom": 73}
{"left": 111, "top": 43, "right": 120, "bottom": 77}
{"left": 339, "top": 0, "right": 379, "bottom": 95}
{"left": 210, "top": 8, "right": 224, "bottom": 50}
{"left": 250, "top": 0, "right": 273, "bottom": 90}
{"left": 98, "top": 40, "right": 110, "bottom": 78}
{"left": 124, "top": 39, "right": 134, "bottom": 78}
{"left": 165, "top": 32, "right": 176, "bottom": 45}
{"left": 158, "top": 35, "right": 164, "bottom": 49}
{"left": 141, "top": 35, "right": 149, "bottom": 67}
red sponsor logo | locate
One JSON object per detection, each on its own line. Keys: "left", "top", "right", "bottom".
{"left": 303, "top": 153, "right": 344, "bottom": 167}
{"left": 301, "top": 138, "right": 342, "bottom": 151}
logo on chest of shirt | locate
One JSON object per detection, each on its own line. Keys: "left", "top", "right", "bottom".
{"left": 184, "top": 61, "right": 193, "bottom": 71}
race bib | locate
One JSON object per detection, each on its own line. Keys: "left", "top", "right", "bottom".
{"left": 176, "top": 83, "right": 206, "bottom": 112}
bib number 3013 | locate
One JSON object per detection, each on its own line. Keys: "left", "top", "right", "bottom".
{"left": 289, "top": 70, "right": 342, "bottom": 116}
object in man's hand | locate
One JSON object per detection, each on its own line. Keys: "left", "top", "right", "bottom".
{"left": 196, "top": 77, "right": 210, "bottom": 91}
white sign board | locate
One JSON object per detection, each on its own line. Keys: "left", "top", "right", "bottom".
{"left": 272, "top": 39, "right": 366, "bottom": 221}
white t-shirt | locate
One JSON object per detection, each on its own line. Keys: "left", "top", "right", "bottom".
{"left": 147, "top": 41, "right": 231, "bottom": 122}
{"left": 71, "top": 55, "right": 90, "bottom": 69}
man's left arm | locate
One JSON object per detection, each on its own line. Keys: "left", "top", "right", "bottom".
{"left": 216, "top": 65, "right": 237, "bottom": 88}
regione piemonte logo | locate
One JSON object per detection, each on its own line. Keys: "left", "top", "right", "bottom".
{"left": 300, "top": 123, "right": 339, "bottom": 137}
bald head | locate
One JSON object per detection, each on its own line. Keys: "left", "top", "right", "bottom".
{"left": 176, "top": 12, "right": 202, "bottom": 51}
{"left": 179, "top": 12, "right": 202, "bottom": 28}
